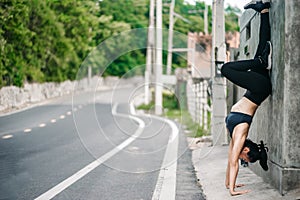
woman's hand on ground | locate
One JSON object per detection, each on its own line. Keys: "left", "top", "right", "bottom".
{"left": 226, "top": 184, "right": 245, "bottom": 189}
{"left": 230, "top": 189, "right": 250, "bottom": 196}
{"left": 235, "top": 184, "right": 245, "bottom": 188}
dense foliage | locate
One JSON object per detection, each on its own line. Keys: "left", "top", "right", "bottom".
{"left": 0, "top": 0, "right": 240, "bottom": 88}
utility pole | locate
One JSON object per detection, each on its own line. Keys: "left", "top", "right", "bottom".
{"left": 204, "top": 3, "right": 208, "bottom": 35}
{"left": 167, "top": 1, "right": 190, "bottom": 76}
{"left": 187, "top": 3, "right": 208, "bottom": 35}
{"left": 155, "top": 0, "right": 163, "bottom": 115}
{"left": 166, "top": 0, "right": 175, "bottom": 75}
{"left": 211, "top": 0, "right": 227, "bottom": 145}
{"left": 145, "top": 0, "right": 155, "bottom": 104}
{"left": 88, "top": 66, "right": 91, "bottom": 86}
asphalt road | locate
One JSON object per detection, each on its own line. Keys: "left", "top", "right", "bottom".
{"left": 0, "top": 87, "right": 204, "bottom": 200}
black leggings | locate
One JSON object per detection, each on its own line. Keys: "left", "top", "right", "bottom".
{"left": 221, "top": 13, "right": 271, "bottom": 105}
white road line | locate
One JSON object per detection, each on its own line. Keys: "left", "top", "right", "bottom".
{"left": 34, "top": 103, "right": 145, "bottom": 200}
{"left": 50, "top": 119, "right": 56, "bottom": 123}
{"left": 24, "top": 129, "right": 32, "bottom": 133}
{"left": 151, "top": 116, "right": 179, "bottom": 200}
{"left": 39, "top": 123, "right": 46, "bottom": 128}
{"left": 129, "top": 102, "right": 137, "bottom": 115}
{"left": 2, "top": 134, "right": 13, "bottom": 139}
{"left": 129, "top": 103, "right": 179, "bottom": 200}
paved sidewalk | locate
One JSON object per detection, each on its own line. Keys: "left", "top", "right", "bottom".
{"left": 189, "top": 139, "right": 300, "bottom": 200}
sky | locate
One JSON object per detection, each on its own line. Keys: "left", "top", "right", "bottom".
{"left": 185, "top": 0, "right": 250, "bottom": 11}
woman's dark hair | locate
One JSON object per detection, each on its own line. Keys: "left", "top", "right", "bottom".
{"left": 244, "top": 139, "right": 269, "bottom": 171}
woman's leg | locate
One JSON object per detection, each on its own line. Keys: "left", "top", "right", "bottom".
{"left": 221, "top": 9, "right": 271, "bottom": 94}
{"left": 221, "top": 59, "right": 269, "bottom": 94}
{"left": 254, "top": 12, "right": 270, "bottom": 58}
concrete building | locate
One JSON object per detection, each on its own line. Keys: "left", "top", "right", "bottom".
{"left": 187, "top": 32, "right": 240, "bottom": 79}
{"left": 187, "top": 32, "right": 211, "bottom": 79}
{"left": 229, "top": 1, "right": 300, "bottom": 195}
{"left": 186, "top": 31, "right": 240, "bottom": 132}
{"left": 186, "top": 33, "right": 211, "bottom": 128}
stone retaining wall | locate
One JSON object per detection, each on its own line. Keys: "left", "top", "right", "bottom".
{"left": 0, "top": 76, "right": 143, "bottom": 113}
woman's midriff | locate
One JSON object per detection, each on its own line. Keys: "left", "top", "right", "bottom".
{"left": 231, "top": 97, "right": 259, "bottom": 117}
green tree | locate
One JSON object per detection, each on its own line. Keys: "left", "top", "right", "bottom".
{"left": 225, "top": 5, "right": 241, "bottom": 32}
{"left": 0, "top": 0, "right": 33, "bottom": 86}
{"left": 96, "top": 0, "right": 148, "bottom": 78}
{"left": 0, "top": 0, "right": 241, "bottom": 88}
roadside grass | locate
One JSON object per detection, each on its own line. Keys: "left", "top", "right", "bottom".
{"left": 165, "top": 109, "right": 209, "bottom": 138}
{"left": 137, "top": 92, "right": 210, "bottom": 138}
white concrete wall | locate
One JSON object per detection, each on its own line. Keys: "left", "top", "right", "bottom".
{"left": 186, "top": 76, "right": 210, "bottom": 131}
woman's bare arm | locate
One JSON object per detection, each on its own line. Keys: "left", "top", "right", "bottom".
{"left": 225, "top": 139, "right": 232, "bottom": 189}
{"left": 229, "top": 124, "right": 250, "bottom": 196}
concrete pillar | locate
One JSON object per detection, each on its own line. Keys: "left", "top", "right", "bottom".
{"left": 211, "top": 0, "right": 227, "bottom": 145}
{"left": 199, "top": 82, "right": 203, "bottom": 127}
{"left": 155, "top": 0, "right": 163, "bottom": 115}
{"left": 145, "top": 0, "right": 155, "bottom": 105}
{"left": 167, "top": 0, "right": 175, "bottom": 75}
{"left": 203, "top": 80, "right": 208, "bottom": 130}
{"left": 88, "top": 66, "right": 92, "bottom": 86}
{"left": 195, "top": 83, "right": 199, "bottom": 124}
{"left": 193, "top": 83, "right": 197, "bottom": 122}
{"left": 204, "top": 4, "right": 208, "bottom": 35}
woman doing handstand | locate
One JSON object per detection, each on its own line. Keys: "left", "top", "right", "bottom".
{"left": 221, "top": 1, "right": 272, "bottom": 196}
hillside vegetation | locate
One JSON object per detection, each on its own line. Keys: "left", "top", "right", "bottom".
{"left": 0, "top": 0, "right": 241, "bottom": 88}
